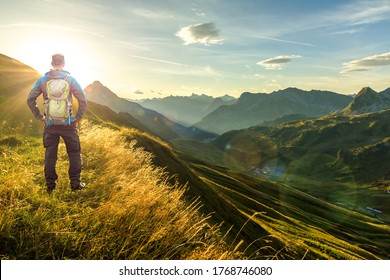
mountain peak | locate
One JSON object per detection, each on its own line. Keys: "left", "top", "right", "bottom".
{"left": 88, "top": 80, "right": 111, "bottom": 92}
{"left": 356, "top": 87, "right": 377, "bottom": 97}
{"left": 341, "top": 86, "right": 390, "bottom": 115}
{"left": 84, "top": 81, "right": 120, "bottom": 101}
{"left": 220, "top": 94, "right": 236, "bottom": 102}
{"left": 85, "top": 80, "right": 106, "bottom": 91}
{"left": 91, "top": 80, "right": 104, "bottom": 87}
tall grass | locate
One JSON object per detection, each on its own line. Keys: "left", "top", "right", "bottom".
{"left": 0, "top": 122, "right": 240, "bottom": 259}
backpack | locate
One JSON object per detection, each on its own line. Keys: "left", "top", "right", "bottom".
{"left": 44, "top": 76, "right": 73, "bottom": 125}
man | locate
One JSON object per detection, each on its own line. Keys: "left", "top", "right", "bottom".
{"left": 27, "top": 53, "right": 87, "bottom": 193}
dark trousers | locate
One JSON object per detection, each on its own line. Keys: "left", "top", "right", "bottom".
{"left": 43, "top": 123, "right": 82, "bottom": 187}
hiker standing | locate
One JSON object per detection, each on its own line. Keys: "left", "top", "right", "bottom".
{"left": 27, "top": 54, "right": 87, "bottom": 193}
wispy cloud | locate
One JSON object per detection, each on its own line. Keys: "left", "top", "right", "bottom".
{"left": 0, "top": 22, "right": 105, "bottom": 38}
{"left": 338, "top": 0, "right": 390, "bottom": 26}
{"left": 176, "top": 22, "right": 224, "bottom": 45}
{"left": 341, "top": 52, "right": 390, "bottom": 73}
{"left": 311, "top": 0, "right": 390, "bottom": 32}
{"left": 271, "top": 0, "right": 390, "bottom": 37}
{"left": 251, "top": 35, "right": 315, "bottom": 47}
{"left": 151, "top": 90, "right": 162, "bottom": 95}
{"left": 132, "top": 8, "right": 175, "bottom": 19}
{"left": 154, "top": 65, "right": 223, "bottom": 78}
{"left": 115, "top": 40, "right": 151, "bottom": 51}
{"left": 257, "top": 55, "right": 302, "bottom": 70}
{"left": 330, "top": 28, "right": 364, "bottom": 35}
{"left": 129, "top": 55, "right": 188, "bottom": 67}
{"left": 192, "top": 8, "right": 206, "bottom": 17}
{"left": 129, "top": 54, "right": 223, "bottom": 78}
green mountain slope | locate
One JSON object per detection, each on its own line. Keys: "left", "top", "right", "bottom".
{"left": 191, "top": 164, "right": 390, "bottom": 259}
{"left": 211, "top": 109, "right": 390, "bottom": 229}
{"left": 213, "top": 109, "right": 390, "bottom": 182}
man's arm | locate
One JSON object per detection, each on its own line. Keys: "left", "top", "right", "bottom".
{"left": 27, "top": 78, "right": 44, "bottom": 120}
{"left": 69, "top": 77, "right": 87, "bottom": 121}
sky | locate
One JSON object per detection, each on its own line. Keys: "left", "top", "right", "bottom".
{"left": 1, "top": 0, "right": 390, "bottom": 99}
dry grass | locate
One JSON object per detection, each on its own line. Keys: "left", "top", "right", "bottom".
{"left": 0, "top": 122, "right": 240, "bottom": 260}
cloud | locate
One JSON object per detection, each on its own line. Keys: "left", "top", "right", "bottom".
{"left": 132, "top": 8, "right": 174, "bottom": 19}
{"left": 192, "top": 8, "right": 206, "bottom": 17}
{"left": 1, "top": 22, "right": 105, "bottom": 38}
{"left": 176, "top": 22, "right": 223, "bottom": 45}
{"left": 272, "top": 0, "right": 390, "bottom": 37}
{"left": 129, "top": 85, "right": 144, "bottom": 95}
{"left": 154, "top": 65, "right": 223, "bottom": 78}
{"left": 257, "top": 55, "right": 301, "bottom": 70}
{"left": 330, "top": 28, "right": 364, "bottom": 35}
{"left": 151, "top": 90, "right": 162, "bottom": 95}
{"left": 341, "top": 52, "right": 390, "bottom": 73}
{"left": 251, "top": 35, "right": 315, "bottom": 47}
{"left": 129, "top": 55, "right": 188, "bottom": 67}
{"left": 338, "top": 0, "right": 390, "bottom": 26}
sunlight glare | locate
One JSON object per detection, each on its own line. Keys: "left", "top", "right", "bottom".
{"left": 12, "top": 32, "right": 99, "bottom": 88}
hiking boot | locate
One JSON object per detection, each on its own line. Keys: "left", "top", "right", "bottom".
{"left": 46, "top": 185, "right": 56, "bottom": 194}
{"left": 71, "top": 182, "right": 86, "bottom": 192}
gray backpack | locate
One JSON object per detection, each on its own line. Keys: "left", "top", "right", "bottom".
{"left": 44, "top": 76, "right": 73, "bottom": 125}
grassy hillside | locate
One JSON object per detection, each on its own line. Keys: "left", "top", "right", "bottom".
{"left": 0, "top": 54, "right": 42, "bottom": 134}
{"left": 210, "top": 110, "right": 390, "bottom": 237}
{"left": 0, "top": 122, "right": 238, "bottom": 259}
{"left": 191, "top": 164, "right": 390, "bottom": 259}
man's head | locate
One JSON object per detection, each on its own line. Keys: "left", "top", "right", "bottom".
{"left": 51, "top": 53, "right": 65, "bottom": 70}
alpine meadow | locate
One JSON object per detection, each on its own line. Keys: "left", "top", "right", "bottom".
{"left": 1, "top": 50, "right": 389, "bottom": 260}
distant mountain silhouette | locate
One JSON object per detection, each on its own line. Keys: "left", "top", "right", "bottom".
{"left": 85, "top": 81, "right": 217, "bottom": 140}
{"left": 340, "top": 87, "right": 390, "bottom": 115}
{"left": 193, "top": 87, "right": 353, "bottom": 134}
{"left": 138, "top": 93, "right": 236, "bottom": 126}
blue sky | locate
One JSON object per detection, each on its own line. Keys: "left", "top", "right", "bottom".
{"left": 1, "top": 0, "right": 390, "bottom": 98}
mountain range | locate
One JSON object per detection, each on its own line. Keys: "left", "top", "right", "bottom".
{"left": 1, "top": 52, "right": 390, "bottom": 260}
{"left": 212, "top": 108, "right": 390, "bottom": 184}
{"left": 193, "top": 88, "right": 353, "bottom": 134}
{"left": 137, "top": 93, "right": 236, "bottom": 126}
{"left": 85, "top": 81, "right": 217, "bottom": 140}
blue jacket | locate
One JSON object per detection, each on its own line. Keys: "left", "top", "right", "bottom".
{"left": 27, "top": 69, "right": 87, "bottom": 125}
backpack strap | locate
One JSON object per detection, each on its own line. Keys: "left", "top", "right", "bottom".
{"left": 64, "top": 74, "right": 72, "bottom": 99}
{"left": 64, "top": 75, "right": 74, "bottom": 119}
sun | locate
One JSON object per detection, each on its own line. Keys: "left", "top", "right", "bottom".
{"left": 12, "top": 32, "right": 99, "bottom": 88}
